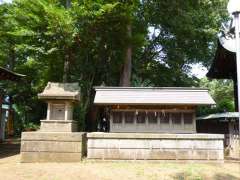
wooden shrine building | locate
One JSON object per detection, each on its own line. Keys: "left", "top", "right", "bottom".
{"left": 87, "top": 87, "right": 225, "bottom": 160}
{"left": 94, "top": 87, "right": 215, "bottom": 133}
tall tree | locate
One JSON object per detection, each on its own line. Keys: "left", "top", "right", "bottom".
{"left": 119, "top": 1, "right": 142, "bottom": 87}
{"left": 120, "top": 24, "right": 132, "bottom": 86}
{"left": 134, "top": 0, "right": 228, "bottom": 87}
{"left": 0, "top": 0, "right": 229, "bottom": 131}
{"left": 63, "top": 0, "right": 71, "bottom": 82}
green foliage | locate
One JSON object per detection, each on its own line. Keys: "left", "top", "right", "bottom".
{"left": 135, "top": 0, "right": 228, "bottom": 87}
{"left": 0, "top": 0, "right": 230, "bottom": 131}
{"left": 23, "top": 122, "right": 40, "bottom": 131}
{"left": 197, "top": 78, "right": 235, "bottom": 116}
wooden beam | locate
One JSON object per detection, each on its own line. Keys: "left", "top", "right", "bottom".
{"left": 110, "top": 105, "right": 195, "bottom": 110}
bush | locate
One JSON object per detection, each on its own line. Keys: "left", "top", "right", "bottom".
{"left": 23, "top": 122, "right": 40, "bottom": 131}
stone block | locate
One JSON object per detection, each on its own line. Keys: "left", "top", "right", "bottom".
{"left": 117, "top": 149, "right": 146, "bottom": 160}
{"left": 119, "top": 139, "right": 150, "bottom": 149}
{"left": 87, "top": 133, "right": 224, "bottom": 160}
{"left": 192, "top": 150, "right": 209, "bottom": 160}
{"left": 176, "top": 150, "right": 192, "bottom": 160}
{"left": 208, "top": 150, "right": 224, "bottom": 160}
{"left": 21, "top": 132, "right": 85, "bottom": 141}
{"left": 21, "top": 152, "right": 82, "bottom": 163}
{"left": 148, "top": 149, "right": 177, "bottom": 160}
{"left": 88, "top": 139, "right": 120, "bottom": 149}
{"left": 87, "top": 132, "right": 224, "bottom": 140}
{"left": 20, "top": 132, "right": 86, "bottom": 162}
{"left": 87, "top": 149, "right": 105, "bottom": 159}
{"left": 40, "top": 120, "right": 77, "bottom": 132}
{"left": 21, "top": 141, "right": 82, "bottom": 153}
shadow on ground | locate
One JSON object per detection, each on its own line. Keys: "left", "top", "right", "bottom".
{"left": 0, "top": 140, "right": 20, "bottom": 159}
{"left": 213, "top": 174, "right": 240, "bottom": 180}
{"left": 173, "top": 172, "right": 240, "bottom": 180}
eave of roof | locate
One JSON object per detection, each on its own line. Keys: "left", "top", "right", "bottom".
{"left": 38, "top": 94, "right": 80, "bottom": 101}
{"left": 94, "top": 86, "right": 210, "bottom": 91}
{"left": 197, "top": 112, "right": 239, "bottom": 121}
{"left": 0, "top": 67, "right": 26, "bottom": 81}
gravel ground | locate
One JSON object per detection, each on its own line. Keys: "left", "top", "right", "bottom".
{"left": 0, "top": 155, "right": 240, "bottom": 180}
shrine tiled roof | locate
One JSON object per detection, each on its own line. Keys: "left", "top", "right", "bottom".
{"left": 94, "top": 87, "right": 215, "bottom": 105}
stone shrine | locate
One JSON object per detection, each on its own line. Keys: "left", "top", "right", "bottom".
{"left": 38, "top": 82, "right": 80, "bottom": 132}
{"left": 20, "top": 82, "right": 86, "bottom": 163}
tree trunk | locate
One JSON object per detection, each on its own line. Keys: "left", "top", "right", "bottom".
{"left": 62, "top": 0, "right": 71, "bottom": 83}
{"left": 63, "top": 52, "right": 70, "bottom": 83}
{"left": 119, "top": 24, "right": 132, "bottom": 87}
{"left": 66, "top": 0, "right": 71, "bottom": 8}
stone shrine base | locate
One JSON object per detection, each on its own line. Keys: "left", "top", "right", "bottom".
{"left": 87, "top": 133, "right": 224, "bottom": 160}
{"left": 20, "top": 132, "right": 225, "bottom": 162}
{"left": 20, "top": 132, "right": 86, "bottom": 162}
{"left": 40, "top": 120, "right": 78, "bottom": 132}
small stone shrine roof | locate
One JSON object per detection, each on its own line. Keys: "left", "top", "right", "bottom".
{"left": 94, "top": 87, "right": 215, "bottom": 105}
{"left": 38, "top": 82, "right": 80, "bottom": 101}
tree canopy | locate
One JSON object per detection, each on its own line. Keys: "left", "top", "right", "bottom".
{"left": 198, "top": 78, "right": 235, "bottom": 116}
{"left": 0, "top": 0, "right": 231, "bottom": 131}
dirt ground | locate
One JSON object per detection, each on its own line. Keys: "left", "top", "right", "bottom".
{"left": 0, "top": 143, "right": 240, "bottom": 180}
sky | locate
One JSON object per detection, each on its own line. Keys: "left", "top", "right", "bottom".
{"left": 0, "top": 0, "right": 12, "bottom": 4}
{"left": 190, "top": 63, "right": 208, "bottom": 79}
{"left": 0, "top": 0, "right": 209, "bottom": 79}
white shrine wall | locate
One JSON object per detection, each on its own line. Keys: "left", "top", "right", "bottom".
{"left": 110, "top": 109, "right": 196, "bottom": 133}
